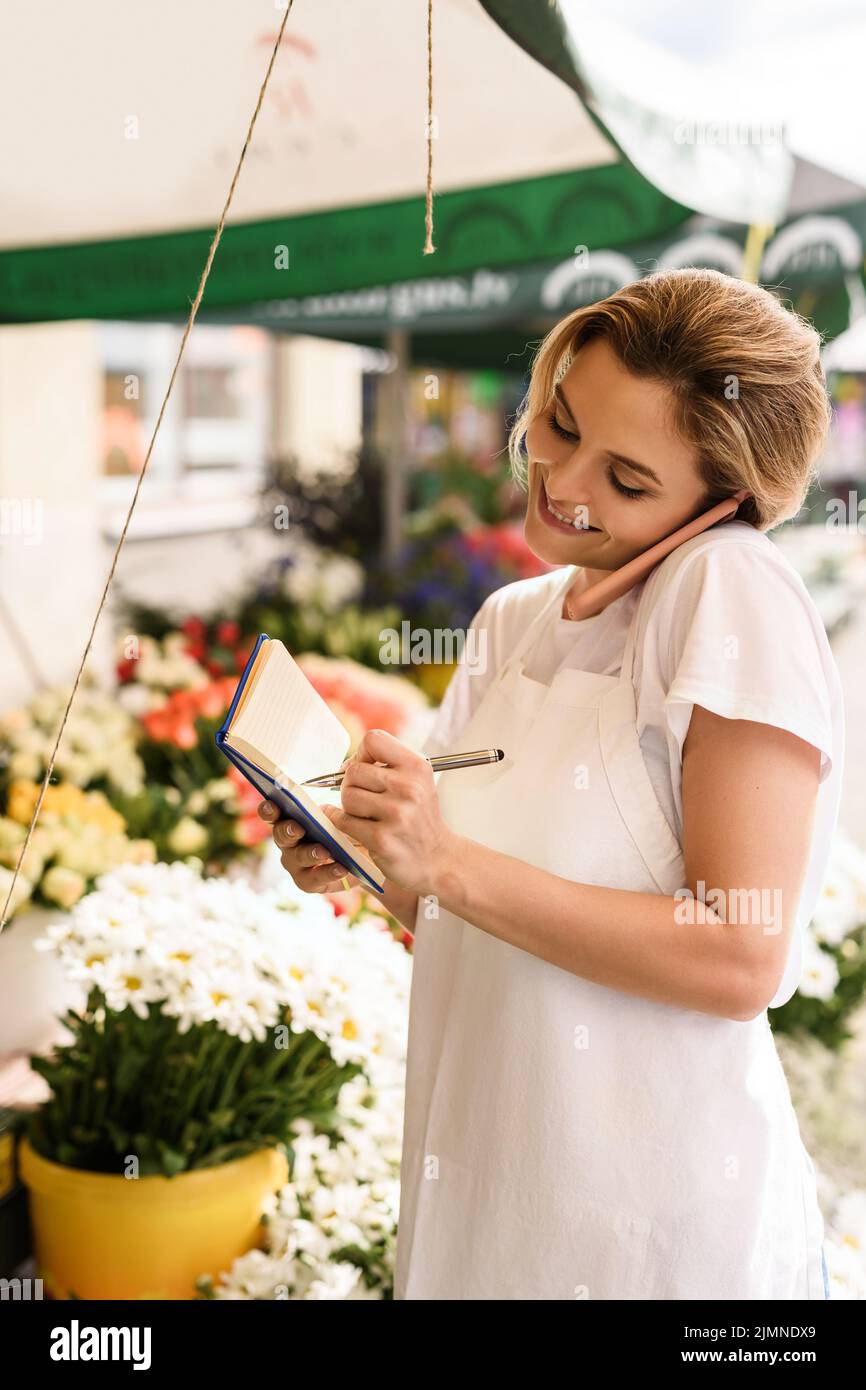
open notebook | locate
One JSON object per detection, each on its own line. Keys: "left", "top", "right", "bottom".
{"left": 215, "top": 633, "right": 385, "bottom": 893}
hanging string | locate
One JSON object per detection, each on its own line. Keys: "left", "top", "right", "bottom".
{"left": 423, "top": 0, "right": 436, "bottom": 255}
{"left": 0, "top": 0, "right": 296, "bottom": 930}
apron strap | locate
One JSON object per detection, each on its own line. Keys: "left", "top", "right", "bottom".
{"left": 495, "top": 562, "right": 652, "bottom": 693}
{"left": 618, "top": 581, "right": 647, "bottom": 690}
{"left": 496, "top": 565, "right": 577, "bottom": 682}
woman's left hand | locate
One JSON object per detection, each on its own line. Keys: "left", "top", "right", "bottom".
{"left": 323, "top": 728, "right": 458, "bottom": 897}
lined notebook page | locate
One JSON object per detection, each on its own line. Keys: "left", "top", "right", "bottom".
{"left": 227, "top": 641, "right": 350, "bottom": 785}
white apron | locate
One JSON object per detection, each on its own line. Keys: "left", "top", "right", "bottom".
{"left": 394, "top": 565, "right": 826, "bottom": 1300}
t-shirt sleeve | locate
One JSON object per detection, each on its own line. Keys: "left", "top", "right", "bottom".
{"left": 420, "top": 591, "right": 499, "bottom": 757}
{"left": 640, "top": 541, "right": 839, "bottom": 784}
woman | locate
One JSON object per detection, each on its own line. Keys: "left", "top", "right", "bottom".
{"left": 259, "top": 268, "right": 843, "bottom": 1301}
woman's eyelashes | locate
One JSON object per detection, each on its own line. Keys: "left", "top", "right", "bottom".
{"left": 545, "top": 410, "right": 646, "bottom": 500}
{"left": 606, "top": 468, "right": 645, "bottom": 500}
{"left": 546, "top": 409, "right": 577, "bottom": 443}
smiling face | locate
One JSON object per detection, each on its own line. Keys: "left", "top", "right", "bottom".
{"left": 523, "top": 337, "right": 710, "bottom": 574}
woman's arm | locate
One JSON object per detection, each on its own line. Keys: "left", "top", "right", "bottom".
{"left": 328, "top": 721, "right": 822, "bottom": 1021}
{"left": 378, "top": 881, "right": 420, "bottom": 932}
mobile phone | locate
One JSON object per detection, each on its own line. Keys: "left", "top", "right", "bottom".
{"left": 566, "top": 489, "right": 751, "bottom": 620}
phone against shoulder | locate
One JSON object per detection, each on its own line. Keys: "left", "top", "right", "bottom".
{"left": 567, "top": 490, "right": 750, "bottom": 620}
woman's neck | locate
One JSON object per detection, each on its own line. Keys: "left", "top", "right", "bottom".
{"left": 561, "top": 565, "right": 611, "bottom": 620}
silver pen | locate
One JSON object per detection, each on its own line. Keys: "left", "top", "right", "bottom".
{"left": 301, "top": 747, "right": 505, "bottom": 789}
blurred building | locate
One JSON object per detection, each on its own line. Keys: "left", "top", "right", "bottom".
{"left": 0, "top": 322, "right": 366, "bottom": 706}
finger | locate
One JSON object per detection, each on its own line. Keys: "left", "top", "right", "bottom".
{"left": 258, "top": 799, "right": 280, "bottom": 821}
{"left": 292, "top": 858, "right": 347, "bottom": 891}
{"left": 340, "top": 782, "right": 388, "bottom": 821}
{"left": 354, "top": 727, "right": 416, "bottom": 770}
{"left": 272, "top": 818, "right": 306, "bottom": 849}
{"left": 325, "top": 800, "right": 366, "bottom": 839}
{"left": 316, "top": 861, "right": 354, "bottom": 886}
{"left": 341, "top": 759, "right": 390, "bottom": 793}
{"left": 325, "top": 803, "right": 376, "bottom": 848}
{"left": 299, "top": 840, "right": 334, "bottom": 868}
{"left": 321, "top": 803, "right": 367, "bottom": 845}
{"left": 281, "top": 846, "right": 339, "bottom": 879}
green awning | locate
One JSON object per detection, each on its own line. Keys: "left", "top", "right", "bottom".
{"left": 0, "top": 0, "right": 693, "bottom": 326}
{"left": 171, "top": 197, "right": 866, "bottom": 369}
{"left": 0, "top": 164, "right": 690, "bottom": 326}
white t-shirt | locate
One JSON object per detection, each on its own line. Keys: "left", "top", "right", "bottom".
{"left": 424, "top": 520, "right": 845, "bottom": 1010}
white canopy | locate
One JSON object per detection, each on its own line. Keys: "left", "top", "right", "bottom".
{"left": 558, "top": 0, "right": 866, "bottom": 225}
{"left": 0, "top": 0, "right": 616, "bottom": 250}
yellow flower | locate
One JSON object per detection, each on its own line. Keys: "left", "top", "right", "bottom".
{"left": 0, "top": 817, "right": 26, "bottom": 851}
{"left": 167, "top": 817, "right": 208, "bottom": 856}
{"left": 40, "top": 865, "right": 87, "bottom": 910}
{"left": 127, "top": 839, "right": 157, "bottom": 864}
{"left": 0, "top": 835, "right": 47, "bottom": 884}
{"left": 0, "top": 864, "right": 33, "bottom": 916}
{"left": 7, "top": 779, "right": 39, "bottom": 825}
{"left": 6, "top": 779, "right": 126, "bottom": 834}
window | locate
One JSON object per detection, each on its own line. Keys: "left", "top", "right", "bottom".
{"left": 97, "top": 322, "right": 275, "bottom": 530}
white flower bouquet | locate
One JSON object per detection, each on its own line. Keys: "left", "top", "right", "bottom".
{"left": 772, "top": 830, "right": 866, "bottom": 1047}
{"left": 24, "top": 860, "right": 411, "bottom": 1179}
{"left": 197, "top": 1071, "right": 404, "bottom": 1300}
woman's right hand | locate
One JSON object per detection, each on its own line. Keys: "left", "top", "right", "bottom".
{"left": 257, "top": 799, "right": 361, "bottom": 894}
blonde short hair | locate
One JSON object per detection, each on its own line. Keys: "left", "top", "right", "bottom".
{"left": 508, "top": 267, "right": 832, "bottom": 531}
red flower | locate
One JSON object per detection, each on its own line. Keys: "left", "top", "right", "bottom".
{"left": 142, "top": 710, "right": 172, "bottom": 741}
{"left": 181, "top": 616, "right": 207, "bottom": 641}
{"left": 197, "top": 683, "right": 229, "bottom": 720}
{"left": 234, "top": 640, "right": 256, "bottom": 672}
{"left": 220, "top": 675, "right": 240, "bottom": 705}
{"left": 172, "top": 721, "right": 198, "bottom": 750}
{"left": 227, "top": 764, "right": 262, "bottom": 812}
{"left": 170, "top": 689, "right": 199, "bottom": 718}
{"left": 236, "top": 814, "right": 271, "bottom": 847}
{"left": 116, "top": 657, "right": 138, "bottom": 683}
{"left": 216, "top": 620, "right": 241, "bottom": 647}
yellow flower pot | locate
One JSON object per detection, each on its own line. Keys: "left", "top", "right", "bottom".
{"left": 19, "top": 1136, "right": 288, "bottom": 1300}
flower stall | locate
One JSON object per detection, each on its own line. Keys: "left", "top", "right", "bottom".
{"left": 17, "top": 860, "right": 411, "bottom": 1299}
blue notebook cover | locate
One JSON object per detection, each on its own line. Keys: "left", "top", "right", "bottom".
{"left": 214, "top": 633, "right": 385, "bottom": 894}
